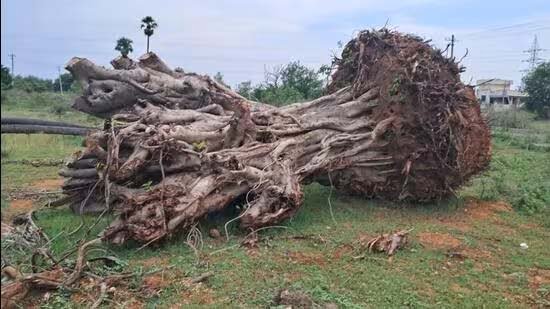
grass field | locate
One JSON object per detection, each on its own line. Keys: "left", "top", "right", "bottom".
{"left": 1, "top": 101, "right": 550, "bottom": 308}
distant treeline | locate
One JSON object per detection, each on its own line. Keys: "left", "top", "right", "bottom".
{"left": 2, "top": 60, "right": 332, "bottom": 108}
{"left": 1, "top": 64, "right": 76, "bottom": 93}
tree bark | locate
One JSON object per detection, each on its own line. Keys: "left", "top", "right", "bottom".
{"left": 60, "top": 29, "right": 491, "bottom": 245}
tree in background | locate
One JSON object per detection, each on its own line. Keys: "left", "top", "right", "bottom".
{"left": 235, "top": 81, "right": 253, "bottom": 99}
{"left": 213, "top": 72, "right": 230, "bottom": 88}
{"left": 141, "top": 16, "right": 158, "bottom": 53}
{"left": 280, "top": 61, "right": 324, "bottom": 99}
{"left": 12, "top": 75, "right": 53, "bottom": 92}
{"left": 523, "top": 62, "right": 550, "bottom": 119}
{"left": 318, "top": 64, "right": 332, "bottom": 87}
{"left": 1, "top": 64, "right": 12, "bottom": 89}
{"left": 115, "top": 37, "right": 134, "bottom": 57}
{"left": 236, "top": 61, "right": 326, "bottom": 106}
{"left": 53, "top": 73, "right": 74, "bottom": 92}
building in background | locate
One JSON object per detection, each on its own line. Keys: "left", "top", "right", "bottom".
{"left": 476, "top": 79, "right": 528, "bottom": 110}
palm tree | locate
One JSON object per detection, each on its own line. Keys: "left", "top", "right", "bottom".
{"left": 115, "top": 37, "right": 134, "bottom": 58}
{"left": 140, "top": 16, "right": 158, "bottom": 53}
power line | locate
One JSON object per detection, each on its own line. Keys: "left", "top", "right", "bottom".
{"left": 461, "top": 21, "right": 549, "bottom": 38}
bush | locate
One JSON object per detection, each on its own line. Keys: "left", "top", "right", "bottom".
{"left": 470, "top": 149, "right": 550, "bottom": 213}
{"left": 485, "top": 109, "right": 535, "bottom": 129}
{"left": 235, "top": 61, "right": 327, "bottom": 106}
{"left": 13, "top": 75, "right": 53, "bottom": 92}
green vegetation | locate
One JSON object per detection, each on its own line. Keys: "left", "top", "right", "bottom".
{"left": 523, "top": 61, "right": 550, "bottom": 119}
{"left": 115, "top": 37, "right": 134, "bottom": 58}
{"left": 1, "top": 89, "right": 101, "bottom": 125}
{"left": 0, "top": 63, "right": 75, "bottom": 93}
{"left": 52, "top": 73, "right": 74, "bottom": 93}
{"left": 1, "top": 64, "right": 12, "bottom": 88}
{"left": 1, "top": 94, "right": 549, "bottom": 307}
{"left": 236, "top": 61, "right": 327, "bottom": 106}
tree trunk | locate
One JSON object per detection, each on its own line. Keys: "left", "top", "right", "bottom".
{"left": 60, "top": 30, "right": 491, "bottom": 245}
{"left": 1, "top": 124, "right": 92, "bottom": 136}
{"left": 1, "top": 117, "right": 90, "bottom": 129}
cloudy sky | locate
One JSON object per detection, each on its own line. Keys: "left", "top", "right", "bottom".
{"left": 1, "top": 0, "right": 549, "bottom": 88}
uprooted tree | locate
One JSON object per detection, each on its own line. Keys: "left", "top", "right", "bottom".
{"left": 59, "top": 30, "right": 491, "bottom": 245}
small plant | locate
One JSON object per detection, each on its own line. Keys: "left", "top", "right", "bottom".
{"left": 141, "top": 180, "right": 154, "bottom": 191}
{"left": 192, "top": 141, "right": 207, "bottom": 151}
{"left": 389, "top": 77, "right": 402, "bottom": 96}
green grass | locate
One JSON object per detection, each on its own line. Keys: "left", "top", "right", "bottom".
{"left": 1, "top": 89, "right": 102, "bottom": 126}
{"left": 1, "top": 103, "right": 549, "bottom": 308}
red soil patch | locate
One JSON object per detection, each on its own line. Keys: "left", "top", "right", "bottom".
{"left": 528, "top": 268, "right": 550, "bottom": 292}
{"left": 286, "top": 251, "right": 326, "bottom": 266}
{"left": 141, "top": 273, "right": 170, "bottom": 296}
{"left": 2, "top": 199, "right": 34, "bottom": 221}
{"left": 464, "top": 199, "right": 512, "bottom": 220}
{"left": 31, "top": 178, "right": 63, "bottom": 191}
{"left": 418, "top": 232, "right": 462, "bottom": 250}
{"left": 437, "top": 198, "right": 512, "bottom": 232}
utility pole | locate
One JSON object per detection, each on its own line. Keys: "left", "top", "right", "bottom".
{"left": 57, "top": 66, "right": 64, "bottom": 94}
{"left": 522, "top": 35, "right": 546, "bottom": 72}
{"left": 445, "top": 35, "right": 457, "bottom": 59}
{"left": 8, "top": 53, "right": 15, "bottom": 86}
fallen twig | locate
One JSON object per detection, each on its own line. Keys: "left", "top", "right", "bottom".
{"left": 366, "top": 229, "right": 413, "bottom": 256}
{"left": 190, "top": 271, "right": 214, "bottom": 284}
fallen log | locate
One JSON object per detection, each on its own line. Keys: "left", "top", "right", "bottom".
{"left": 1, "top": 124, "right": 92, "bottom": 136}
{"left": 59, "top": 29, "right": 491, "bottom": 245}
{"left": 1, "top": 117, "right": 91, "bottom": 129}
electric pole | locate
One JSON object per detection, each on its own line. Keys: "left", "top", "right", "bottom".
{"left": 445, "top": 35, "right": 457, "bottom": 59}
{"left": 57, "top": 66, "right": 64, "bottom": 94}
{"left": 522, "top": 35, "right": 546, "bottom": 72}
{"left": 8, "top": 53, "right": 15, "bottom": 86}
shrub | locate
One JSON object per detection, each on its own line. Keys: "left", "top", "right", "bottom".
{"left": 485, "top": 109, "right": 535, "bottom": 129}
{"left": 49, "top": 102, "right": 71, "bottom": 116}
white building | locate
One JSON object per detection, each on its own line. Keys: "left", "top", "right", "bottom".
{"left": 476, "top": 79, "right": 527, "bottom": 109}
